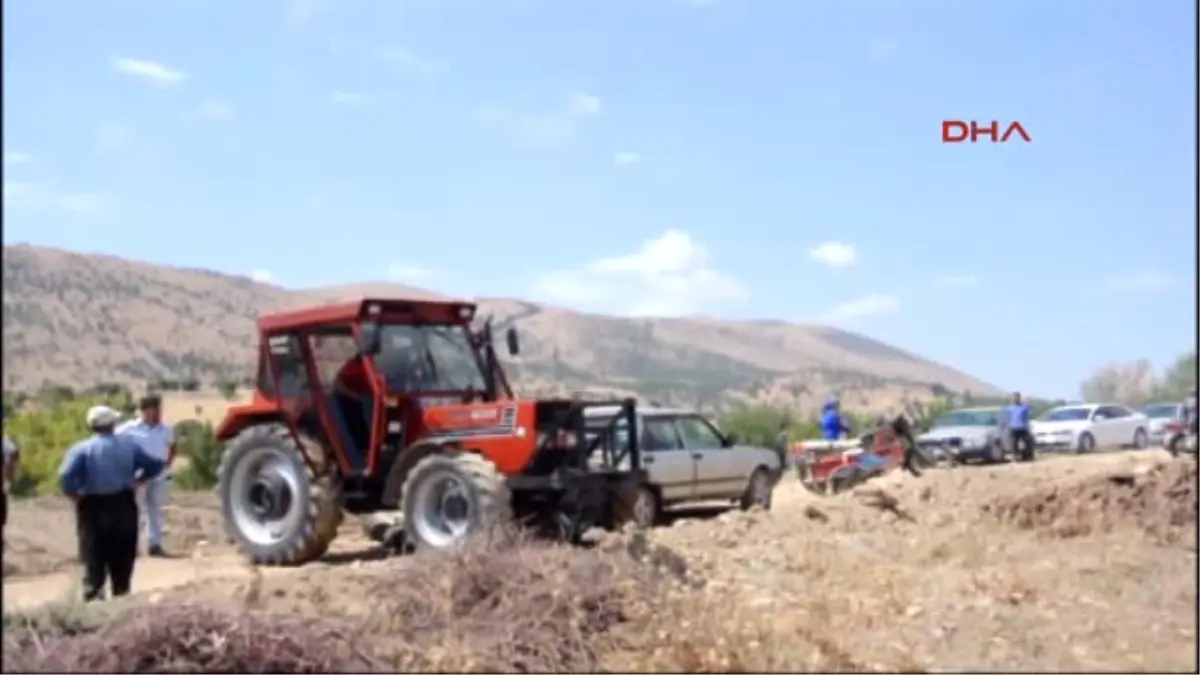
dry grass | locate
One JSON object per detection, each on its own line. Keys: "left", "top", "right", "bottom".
{"left": 3, "top": 452, "right": 1197, "bottom": 673}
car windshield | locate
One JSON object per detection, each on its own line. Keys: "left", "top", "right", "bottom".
{"left": 932, "top": 409, "right": 1001, "bottom": 427}
{"left": 1040, "top": 407, "right": 1092, "bottom": 422}
{"left": 1142, "top": 404, "right": 1179, "bottom": 419}
{"left": 373, "top": 324, "right": 485, "bottom": 393}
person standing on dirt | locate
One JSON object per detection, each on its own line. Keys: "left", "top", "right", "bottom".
{"left": 821, "top": 395, "right": 852, "bottom": 440}
{"left": 772, "top": 421, "right": 791, "bottom": 478}
{"left": 1005, "top": 392, "right": 1035, "bottom": 462}
{"left": 2, "top": 434, "right": 19, "bottom": 545}
{"left": 117, "top": 395, "right": 177, "bottom": 557}
{"left": 59, "top": 405, "right": 165, "bottom": 602}
{"left": 1184, "top": 389, "right": 1198, "bottom": 436}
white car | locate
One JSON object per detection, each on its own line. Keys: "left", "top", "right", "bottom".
{"left": 1031, "top": 403, "right": 1150, "bottom": 453}
{"left": 1141, "top": 402, "right": 1185, "bottom": 444}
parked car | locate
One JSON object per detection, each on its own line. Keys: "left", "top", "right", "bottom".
{"left": 1031, "top": 403, "right": 1149, "bottom": 453}
{"left": 916, "top": 406, "right": 1007, "bottom": 464}
{"left": 1142, "top": 402, "right": 1185, "bottom": 445}
{"left": 582, "top": 406, "right": 779, "bottom": 527}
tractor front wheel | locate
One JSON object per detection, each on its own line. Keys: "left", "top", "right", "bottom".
{"left": 401, "top": 451, "right": 512, "bottom": 551}
{"left": 218, "top": 424, "right": 344, "bottom": 566}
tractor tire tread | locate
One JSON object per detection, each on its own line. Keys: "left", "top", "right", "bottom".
{"left": 217, "top": 423, "right": 343, "bottom": 567}
{"left": 400, "top": 450, "right": 512, "bottom": 551}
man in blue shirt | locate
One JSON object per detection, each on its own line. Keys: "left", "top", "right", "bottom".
{"left": 1005, "top": 392, "right": 1035, "bottom": 462}
{"left": 59, "top": 405, "right": 166, "bottom": 601}
{"left": 821, "top": 395, "right": 852, "bottom": 440}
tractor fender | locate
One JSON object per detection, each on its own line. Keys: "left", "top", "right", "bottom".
{"left": 214, "top": 408, "right": 285, "bottom": 443}
{"left": 381, "top": 436, "right": 470, "bottom": 507}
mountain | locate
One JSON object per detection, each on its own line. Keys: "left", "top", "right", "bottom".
{"left": 1, "top": 244, "right": 1002, "bottom": 412}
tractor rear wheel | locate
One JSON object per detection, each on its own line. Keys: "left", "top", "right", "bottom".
{"left": 218, "top": 423, "right": 343, "bottom": 566}
{"left": 401, "top": 451, "right": 512, "bottom": 551}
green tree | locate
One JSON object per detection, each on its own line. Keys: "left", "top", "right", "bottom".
{"left": 4, "top": 396, "right": 117, "bottom": 497}
{"left": 172, "top": 420, "right": 224, "bottom": 490}
{"left": 1157, "top": 350, "right": 1197, "bottom": 401}
{"left": 215, "top": 379, "right": 239, "bottom": 400}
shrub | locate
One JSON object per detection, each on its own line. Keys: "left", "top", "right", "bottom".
{"left": 173, "top": 420, "right": 224, "bottom": 491}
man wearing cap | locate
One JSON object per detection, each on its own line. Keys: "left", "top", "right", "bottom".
{"left": 117, "top": 395, "right": 177, "bottom": 557}
{"left": 59, "top": 405, "right": 165, "bottom": 601}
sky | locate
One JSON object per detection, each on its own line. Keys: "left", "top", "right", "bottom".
{"left": 2, "top": 0, "right": 1196, "bottom": 399}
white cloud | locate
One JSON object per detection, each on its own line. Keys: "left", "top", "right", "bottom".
{"left": 250, "top": 269, "right": 274, "bottom": 283}
{"left": 4, "top": 152, "right": 31, "bottom": 165}
{"left": 387, "top": 264, "right": 434, "bottom": 282}
{"left": 95, "top": 121, "right": 133, "bottom": 153}
{"left": 1106, "top": 273, "right": 1173, "bottom": 292}
{"left": 568, "top": 92, "right": 602, "bottom": 116}
{"left": 379, "top": 46, "right": 445, "bottom": 74}
{"left": 479, "top": 92, "right": 605, "bottom": 147}
{"left": 808, "top": 241, "right": 857, "bottom": 268}
{"left": 819, "top": 293, "right": 900, "bottom": 323}
{"left": 3, "top": 181, "right": 108, "bottom": 216}
{"left": 613, "top": 152, "right": 641, "bottom": 166}
{"left": 530, "top": 229, "right": 748, "bottom": 317}
{"left": 331, "top": 90, "right": 371, "bottom": 107}
{"left": 111, "top": 57, "right": 188, "bottom": 87}
{"left": 193, "top": 100, "right": 235, "bottom": 121}
{"left": 938, "top": 274, "right": 978, "bottom": 287}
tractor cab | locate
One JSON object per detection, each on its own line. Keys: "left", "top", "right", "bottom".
{"left": 218, "top": 298, "right": 518, "bottom": 505}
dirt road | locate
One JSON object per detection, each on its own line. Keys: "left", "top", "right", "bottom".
{"left": 4, "top": 450, "right": 1197, "bottom": 672}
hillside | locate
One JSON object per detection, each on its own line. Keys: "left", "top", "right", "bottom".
{"left": 1, "top": 244, "right": 1002, "bottom": 410}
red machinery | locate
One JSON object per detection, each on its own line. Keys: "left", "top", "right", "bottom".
{"left": 790, "top": 426, "right": 909, "bottom": 495}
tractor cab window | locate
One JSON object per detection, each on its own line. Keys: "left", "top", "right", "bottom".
{"left": 308, "top": 327, "right": 359, "bottom": 392}
{"left": 372, "top": 324, "right": 486, "bottom": 393}
{"left": 266, "top": 334, "right": 310, "bottom": 399}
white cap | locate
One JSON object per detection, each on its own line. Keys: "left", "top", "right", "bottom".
{"left": 86, "top": 405, "right": 123, "bottom": 428}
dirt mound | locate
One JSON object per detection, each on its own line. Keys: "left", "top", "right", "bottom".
{"left": 3, "top": 531, "right": 691, "bottom": 673}
{"left": 985, "top": 459, "right": 1198, "bottom": 546}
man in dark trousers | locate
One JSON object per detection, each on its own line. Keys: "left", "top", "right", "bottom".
{"left": 59, "top": 405, "right": 165, "bottom": 602}
{"left": 1005, "top": 392, "right": 1035, "bottom": 462}
{"left": 771, "top": 421, "right": 791, "bottom": 480}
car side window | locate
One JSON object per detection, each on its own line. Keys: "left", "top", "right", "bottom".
{"left": 675, "top": 415, "right": 725, "bottom": 451}
{"left": 1110, "top": 406, "right": 1132, "bottom": 418}
{"left": 641, "top": 418, "right": 684, "bottom": 452}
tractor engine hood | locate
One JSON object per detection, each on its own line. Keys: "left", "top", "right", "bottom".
{"left": 421, "top": 401, "right": 523, "bottom": 439}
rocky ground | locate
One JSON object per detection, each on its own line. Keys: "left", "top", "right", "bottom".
{"left": 3, "top": 451, "right": 1197, "bottom": 672}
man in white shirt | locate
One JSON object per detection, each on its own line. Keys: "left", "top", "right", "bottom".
{"left": 117, "top": 394, "right": 177, "bottom": 557}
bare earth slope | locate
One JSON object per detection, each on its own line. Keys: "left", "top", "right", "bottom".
{"left": 2, "top": 244, "right": 1001, "bottom": 407}
{"left": 4, "top": 452, "right": 1196, "bottom": 672}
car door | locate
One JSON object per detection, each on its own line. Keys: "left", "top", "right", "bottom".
{"left": 639, "top": 416, "right": 696, "bottom": 502}
{"left": 1092, "top": 406, "right": 1124, "bottom": 447}
{"left": 1109, "top": 405, "right": 1140, "bottom": 444}
{"left": 675, "top": 415, "right": 742, "bottom": 499}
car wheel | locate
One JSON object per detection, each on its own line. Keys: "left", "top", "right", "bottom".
{"left": 739, "top": 468, "right": 773, "bottom": 511}
{"left": 1132, "top": 428, "right": 1147, "bottom": 450}
{"left": 1076, "top": 432, "right": 1095, "bottom": 454}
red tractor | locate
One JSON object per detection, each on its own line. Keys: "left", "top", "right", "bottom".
{"left": 214, "top": 298, "right": 645, "bottom": 565}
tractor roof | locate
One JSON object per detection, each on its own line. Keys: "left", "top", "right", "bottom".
{"left": 258, "top": 297, "right": 478, "bottom": 333}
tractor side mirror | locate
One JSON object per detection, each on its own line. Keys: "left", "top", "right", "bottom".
{"left": 358, "top": 322, "right": 382, "bottom": 355}
{"left": 505, "top": 327, "right": 520, "bottom": 356}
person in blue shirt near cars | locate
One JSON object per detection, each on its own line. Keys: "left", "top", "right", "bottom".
{"left": 1005, "top": 392, "right": 1035, "bottom": 462}
{"left": 59, "top": 405, "right": 165, "bottom": 601}
{"left": 821, "top": 395, "right": 852, "bottom": 440}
